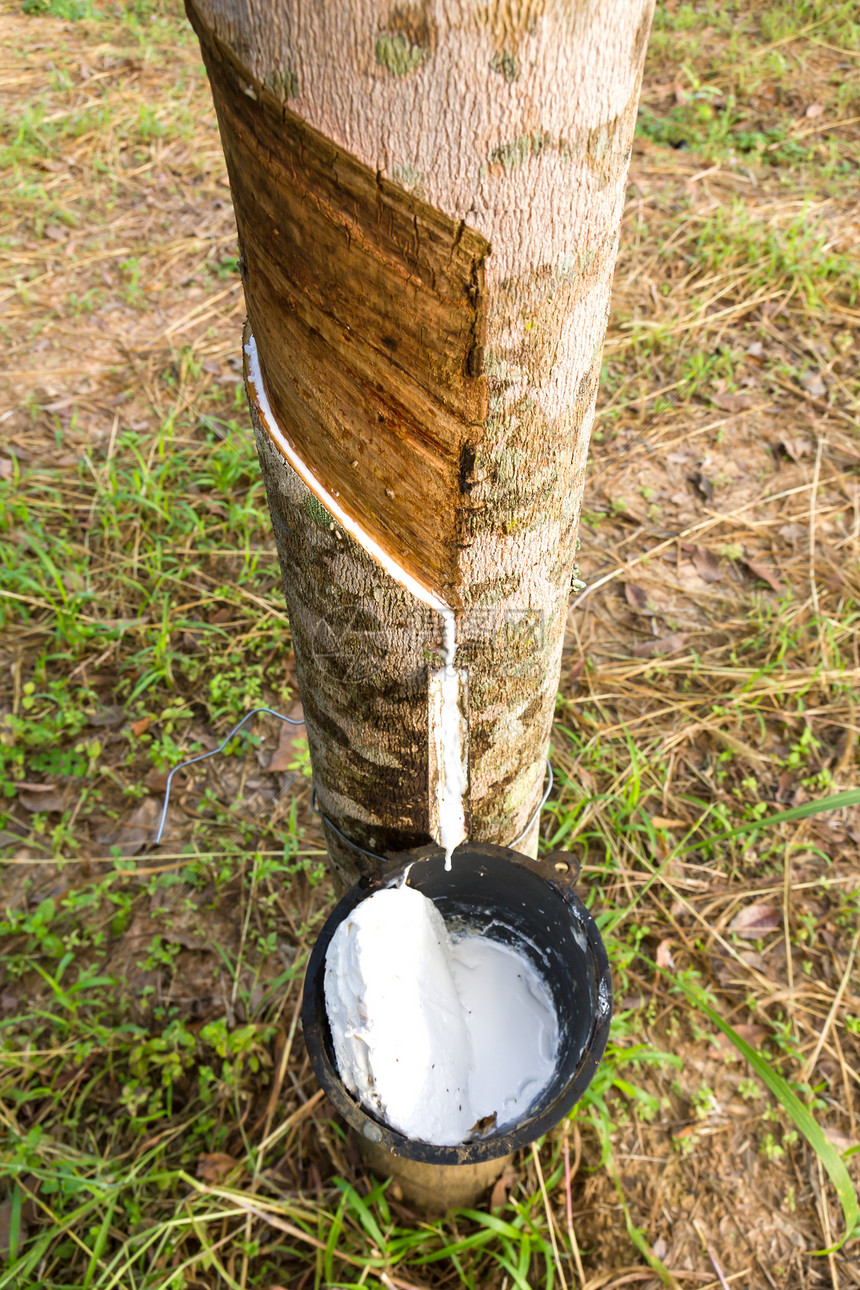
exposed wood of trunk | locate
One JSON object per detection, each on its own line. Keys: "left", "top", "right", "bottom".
{"left": 191, "top": 0, "right": 655, "bottom": 885}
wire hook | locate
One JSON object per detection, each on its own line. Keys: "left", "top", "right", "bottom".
{"left": 510, "top": 759, "right": 553, "bottom": 847}
{"left": 311, "top": 758, "right": 553, "bottom": 862}
{"left": 154, "top": 705, "right": 305, "bottom": 845}
{"left": 155, "top": 706, "right": 553, "bottom": 862}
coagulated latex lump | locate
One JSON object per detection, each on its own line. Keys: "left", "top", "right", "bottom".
{"left": 323, "top": 884, "right": 475, "bottom": 1146}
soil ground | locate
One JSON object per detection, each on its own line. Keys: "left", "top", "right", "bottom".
{"left": 1, "top": 1, "right": 859, "bottom": 1288}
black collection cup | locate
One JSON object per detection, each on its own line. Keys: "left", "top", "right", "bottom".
{"left": 302, "top": 840, "right": 612, "bottom": 1165}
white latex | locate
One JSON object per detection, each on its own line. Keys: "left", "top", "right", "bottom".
{"left": 436, "top": 610, "right": 467, "bottom": 871}
{"left": 324, "top": 884, "right": 474, "bottom": 1145}
{"left": 451, "top": 934, "right": 559, "bottom": 1129}
{"left": 324, "top": 883, "right": 559, "bottom": 1145}
{"left": 245, "top": 333, "right": 448, "bottom": 613}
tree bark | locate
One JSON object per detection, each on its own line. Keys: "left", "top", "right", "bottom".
{"left": 188, "top": 0, "right": 655, "bottom": 886}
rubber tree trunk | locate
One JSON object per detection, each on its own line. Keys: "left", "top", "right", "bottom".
{"left": 187, "top": 0, "right": 654, "bottom": 888}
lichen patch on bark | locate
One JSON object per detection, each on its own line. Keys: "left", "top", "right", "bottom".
{"left": 375, "top": 32, "right": 429, "bottom": 76}
{"left": 489, "top": 49, "right": 519, "bottom": 82}
{"left": 262, "top": 65, "right": 298, "bottom": 99}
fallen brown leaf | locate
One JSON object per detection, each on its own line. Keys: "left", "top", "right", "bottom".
{"left": 801, "top": 372, "right": 826, "bottom": 398}
{"left": 656, "top": 939, "right": 675, "bottom": 969}
{"left": 632, "top": 632, "right": 688, "bottom": 658}
{"left": 824, "top": 1127, "right": 855, "bottom": 1153}
{"left": 728, "top": 903, "right": 780, "bottom": 939}
{"left": 19, "top": 789, "right": 66, "bottom": 814}
{"left": 490, "top": 1163, "right": 517, "bottom": 1211}
{"left": 777, "top": 435, "right": 813, "bottom": 462}
{"left": 651, "top": 816, "right": 686, "bottom": 829}
{"left": 130, "top": 715, "right": 151, "bottom": 737}
{"left": 690, "top": 544, "right": 722, "bottom": 583}
{"left": 143, "top": 767, "right": 172, "bottom": 794}
{"left": 689, "top": 470, "right": 714, "bottom": 501}
{"left": 86, "top": 705, "right": 126, "bottom": 728}
{"left": 776, "top": 770, "right": 795, "bottom": 802}
{"left": 743, "top": 559, "right": 783, "bottom": 594}
{"left": 624, "top": 582, "right": 650, "bottom": 611}
{"left": 711, "top": 1024, "right": 769, "bottom": 1059}
{"left": 711, "top": 392, "right": 755, "bottom": 413}
{"left": 267, "top": 706, "right": 305, "bottom": 773}
{"left": 197, "top": 1152, "right": 242, "bottom": 1183}
{"left": 733, "top": 1023, "right": 769, "bottom": 1045}
{"left": 100, "top": 797, "right": 161, "bottom": 857}
{"left": 578, "top": 766, "right": 596, "bottom": 794}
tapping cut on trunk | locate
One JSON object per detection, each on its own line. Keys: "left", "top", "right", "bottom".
{"left": 192, "top": 0, "right": 655, "bottom": 886}
{"left": 189, "top": 0, "right": 490, "bottom": 608}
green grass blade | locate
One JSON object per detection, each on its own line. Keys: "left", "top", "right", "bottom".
{"left": 592, "top": 1118, "right": 680, "bottom": 1289}
{"left": 323, "top": 1191, "right": 348, "bottom": 1284}
{"left": 7, "top": 1186, "right": 22, "bottom": 1263}
{"left": 488, "top": 1250, "right": 534, "bottom": 1290}
{"left": 82, "top": 1190, "right": 119, "bottom": 1288}
{"left": 332, "top": 1178, "right": 384, "bottom": 1247}
{"left": 677, "top": 982, "right": 859, "bottom": 1252}
{"left": 684, "top": 788, "right": 860, "bottom": 853}
{"left": 0, "top": 1227, "right": 55, "bottom": 1290}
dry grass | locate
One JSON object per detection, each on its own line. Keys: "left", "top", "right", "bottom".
{"left": 1, "top": 1, "right": 859, "bottom": 1287}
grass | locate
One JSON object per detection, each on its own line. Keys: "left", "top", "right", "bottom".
{"left": 642, "top": 0, "right": 860, "bottom": 176}
{"left": 1, "top": 0, "right": 859, "bottom": 1286}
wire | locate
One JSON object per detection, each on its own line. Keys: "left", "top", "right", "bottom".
{"left": 157, "top": 707, "right": 554, "bottom": 861}
{"left": 312, "top": 758, "right": 554, "bottom": 862}
{"left": 509, "top": 759, "right": 554, "bottom": 847}
{"left": 155, "top": 705, "right": 305, "bottom": 845}
{"left": 310, "top": 785, "right": 392, "bottom": 862}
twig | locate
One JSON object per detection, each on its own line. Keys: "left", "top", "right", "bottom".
{"left": 532, "top": 1142, "right": 569, "bottom": 1290}
{"left": 816, "top": 1158, "right": 840, "bottom": 1290}
{"left": 693, "top": 1219, "right": 731, "bottom": 1290}
{"left": 572, "top": 478, "right": 830, "bottom": 608}
{"left": 255, "top": 988, "right": 305, "bottom": 1171}
{"left": 782, "top": 827, "right": 803, "bottom": 1015}
{"left": 767, "top": 114, "right": 860, "bottom": 150}
{"left": 801, "top": 925, "right": 860, "bottom": 1084}
{"left": 809, "top": 436, "right": 827, "bottom": 666}
{"left": 255, "top": 1087, "right": 325, "bottom": 1161}
{"left": 380, "top": 1274, "right": 433, "bottom": 1290}
{"left": 707, "top": 1252, "right": 731, "bottom": 1290}
{"left": 564, "top": 1125, "right": 586, "bottom": 1287}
